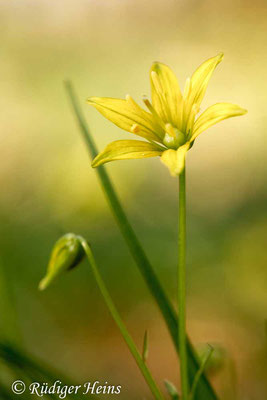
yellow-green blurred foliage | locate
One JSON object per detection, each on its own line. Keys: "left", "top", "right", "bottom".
{"left": 0, "top": 0, "right": 267, "bottom": 398}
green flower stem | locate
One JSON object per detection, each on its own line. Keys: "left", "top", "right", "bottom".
{"left": 80, "top": 238, "right": 165, "bottom": 400}
{"left": 178, "top": 167, "right": 188, "bottom": 400}
{"left": 65, "top": 81, "right": 218, "bottom": 400}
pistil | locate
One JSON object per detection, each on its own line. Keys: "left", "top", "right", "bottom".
{"left": 163, "top": 124, "right": 186, "bottom": 149}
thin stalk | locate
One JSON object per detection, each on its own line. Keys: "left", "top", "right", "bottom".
{"left": 65, "top": 81, "right": 218, "bottom": 400}
{"left": 178, "top": 167, "right": 188, "bottom": 400}
{"left": 79, "top": 238, "right": 165, "bottom": 400}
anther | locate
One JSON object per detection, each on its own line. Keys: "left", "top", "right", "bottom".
{"left": 125, "top": 94, "right": 131, "bottom": 102}
{"left": 131, "top": 124, "right": 140, "bottom": 133}
{"left": 142, "top": 96, "right": 165, "bottom": 131}
{"left": 142, "top": 96, "right": 154, "bottom": 112}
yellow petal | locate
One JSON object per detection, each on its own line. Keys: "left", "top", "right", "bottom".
{"left": 87, "top": 97, "right": 162, "bottom": 142}
{"left": 160, "top": 143, "right": 190, "bottom": 176}
{"left": 183, "top": 54, "right": 224, "bottom": 125}
{"left": 192, "top": 103, "right": 247, "bottom": 140}
{"left": 150, "top": 62, "right": 183, "bottom": 127}
{"left": 92, "top": 140, "right": 163, "bottom": 167}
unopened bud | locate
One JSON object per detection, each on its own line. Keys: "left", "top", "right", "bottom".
{"left": 39, "top": 233, "right": 84, "bottom": 291}
{"left": 197, "top": 343, "right": 226, "bottom": 374}
{"left": 164, "top": 380, "right": 179, "bottom": 399}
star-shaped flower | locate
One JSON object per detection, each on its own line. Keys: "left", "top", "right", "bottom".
{"left": 88, "top": 53, "right": 247, "bottom": 176}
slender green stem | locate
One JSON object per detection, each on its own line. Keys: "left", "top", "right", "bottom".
{"left": 178, "top": 167, "right": 188, "bottom": 400}
{"left": 80, "top": 238, "right": 165, "bottom": 400}
{"left": 65, "top": 81, "right": 218, "bottom": 400}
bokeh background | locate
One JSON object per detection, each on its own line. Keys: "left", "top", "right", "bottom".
{"left": 0, "top": 0, "right": 267, "bottom": 399}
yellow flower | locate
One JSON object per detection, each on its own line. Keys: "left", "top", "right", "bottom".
{"left": 88, "top": 54, "right": 247, "bottom": 176}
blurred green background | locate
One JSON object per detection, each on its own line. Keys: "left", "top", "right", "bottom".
{"left": 0, "top": 0, "right": 267, "bottom": 399}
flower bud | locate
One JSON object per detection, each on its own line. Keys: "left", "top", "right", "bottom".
{"left": 164, "top": 380, "right": 179, "bottom": 399}
{"left": 39, "top": 233, "right": 84, "bottom": 291}
{"left": 197, "top": 343, "right": 226, "bottom": 374}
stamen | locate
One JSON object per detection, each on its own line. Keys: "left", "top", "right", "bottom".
{"left": 143, "top": 96, "right": 155, "bottom": 113}
{"left": 131, "top": 124, "right": 140, "bottom": 133}
{"left": 126, "top": 94, "right": 164, "bottom": 140}
{"left": 126, "top": 94, "right": 137, "bottom": 108}
{"left": 142, "top": 96, "right": 165, "bottom": 130}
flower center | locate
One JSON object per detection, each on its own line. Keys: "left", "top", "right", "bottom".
{"left": 163, "top": 123, "right": 186, "bottom": 149}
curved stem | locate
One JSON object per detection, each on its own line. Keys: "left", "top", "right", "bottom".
{"left": 79, "top": 238, "right": 165, "bottom": 400}
{"left": 178, "top": 167, "right": 188, "bottom": 400}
